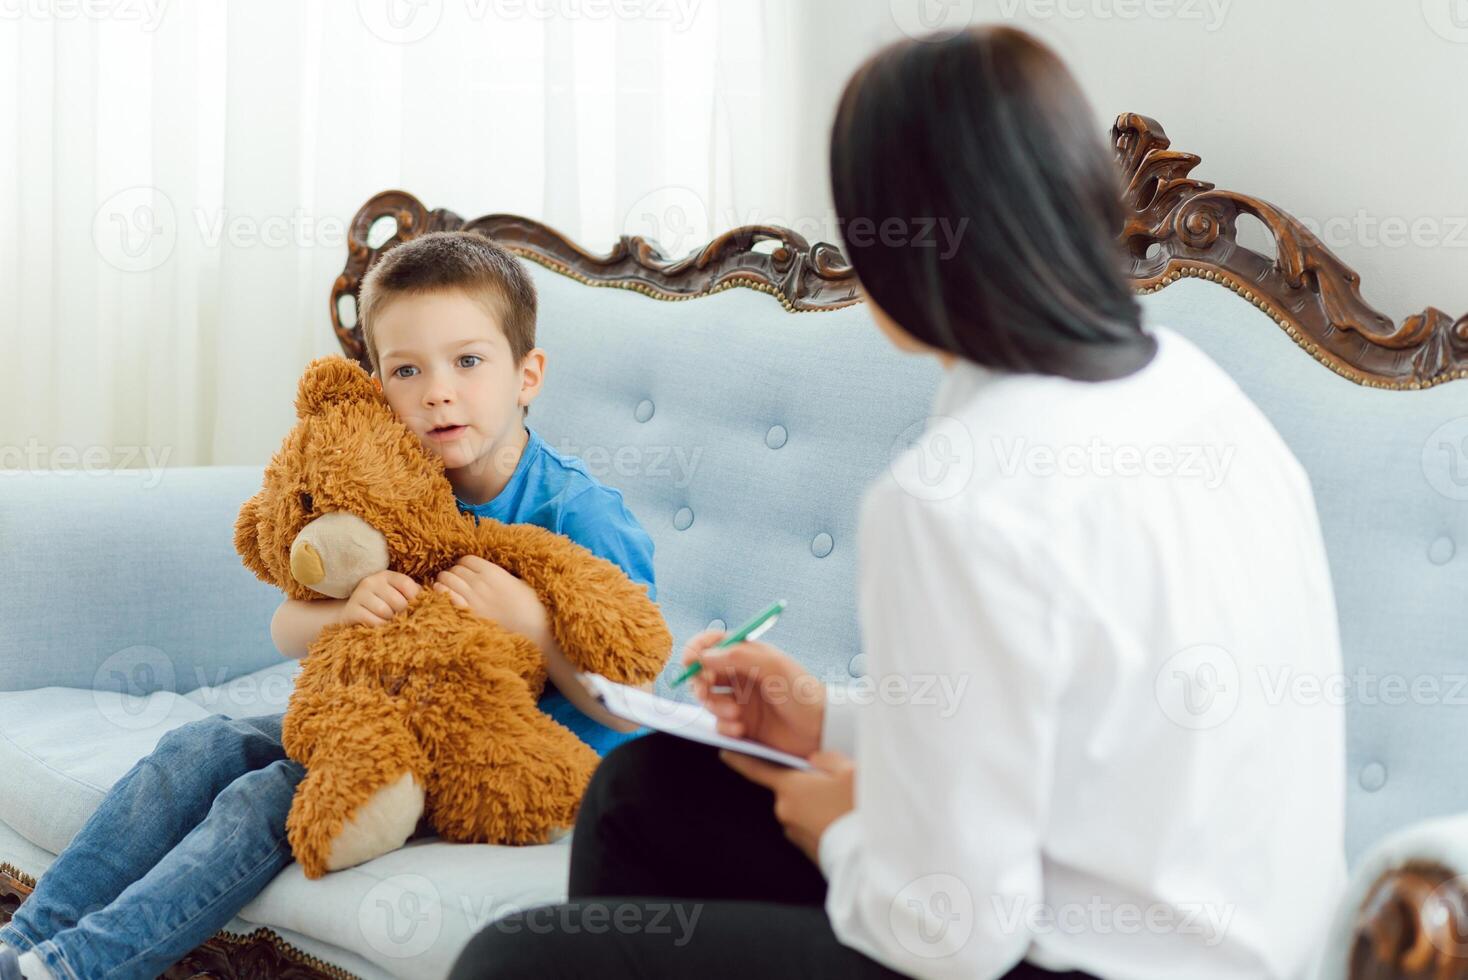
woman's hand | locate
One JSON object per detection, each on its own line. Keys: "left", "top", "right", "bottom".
{"left": 683, "top": 631, "right": 827, "bottom": 757}
{"left": 720, "top": 750, "right": 856, "bottom": 862}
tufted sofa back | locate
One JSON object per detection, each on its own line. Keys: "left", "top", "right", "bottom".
{"left": 519, "top": 261, "right": 942, "bottom": 693}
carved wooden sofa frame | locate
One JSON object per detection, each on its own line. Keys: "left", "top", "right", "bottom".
{"left": 2, "top": 112, "right": 1461, "bottom": 979}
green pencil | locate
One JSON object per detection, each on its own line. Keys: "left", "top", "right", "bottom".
{"left": 669, "top": 599, "right": 788, "bottom": 688}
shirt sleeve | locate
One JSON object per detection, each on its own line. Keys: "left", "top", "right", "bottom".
{"left": 816, "top": 481, "right": 1075, "bottom": 980}
{"left": 557, "top": 487, "right": 658, "bottom": 601}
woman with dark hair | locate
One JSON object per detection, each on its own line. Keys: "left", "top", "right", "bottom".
{"left": 452, "top": 25, "right": 1344, "bottom": 980}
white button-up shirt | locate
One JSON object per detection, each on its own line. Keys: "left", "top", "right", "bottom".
{"left": 816, "top": 327, "right": 1346, "bottom": 980}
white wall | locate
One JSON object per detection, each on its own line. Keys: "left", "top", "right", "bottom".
{"left": 786, "top": 0, "right": 1468, "bottom": 324}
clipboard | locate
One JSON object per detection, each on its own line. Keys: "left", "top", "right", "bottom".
{"left": 579, "top": 672, "right": 815, "bottom": 771}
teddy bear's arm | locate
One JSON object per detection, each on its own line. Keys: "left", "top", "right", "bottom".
{"left": 466, "top": 519, "right": 672, "bottom": 686}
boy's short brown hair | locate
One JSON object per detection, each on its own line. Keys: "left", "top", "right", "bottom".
{"left": 357, "top": 230, "right": 537, "bottom": 378}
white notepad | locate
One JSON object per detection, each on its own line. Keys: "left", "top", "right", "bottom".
{"left": 580, "top": 672, "right": 814, "bottom": 771}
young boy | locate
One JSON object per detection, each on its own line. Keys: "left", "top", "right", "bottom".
{"left": 0, "top": 231, "right": 657, "bottom": 980}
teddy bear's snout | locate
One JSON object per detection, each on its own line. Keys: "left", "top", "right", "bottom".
{"left": 290, "top": 541, "right": 326, "bottom": 586}
{"left": 288, "top": 511, "right": 391, "bottom": 599}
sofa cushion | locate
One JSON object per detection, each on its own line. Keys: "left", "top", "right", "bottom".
{"left": 0, "top": 687, "right": 213, "bottom": 854}
{"left": 0, "top": 659, "right": 302, "bottom": 854}
{"left": 0, "top": 658, "right": 571, "bottom": 977}
{"left": 240, "top": 837, "right": 571, "bottom": 980}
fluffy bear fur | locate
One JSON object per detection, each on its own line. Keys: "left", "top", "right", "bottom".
{"left": 234, "top": 356, "right": 672, "bottom": 879}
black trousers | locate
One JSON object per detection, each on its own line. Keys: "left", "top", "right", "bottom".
{"left": 449, "top": 733, "right": 1098, "bottom": 979}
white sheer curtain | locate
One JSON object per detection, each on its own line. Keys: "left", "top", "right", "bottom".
{"left": 0, "top": 0, "right": 818, "bottom": 467}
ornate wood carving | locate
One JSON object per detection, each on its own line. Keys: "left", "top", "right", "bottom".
{"left": 1350, "top": 862, "right": 1468, "bottom": 980}
{"left": 329, "top": 191, "right": 858, "bottom": 369}
{"left": 333, "top": 117, "right": 1467, "bottom": 389}
{"left": 0, "top": 864, "right": 354, "bottom": 980}
{"left": 1114, "top": 113, "right": 1468, "bottom": 388}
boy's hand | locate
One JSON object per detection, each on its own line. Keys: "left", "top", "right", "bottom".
{"left": 340, "top": 570, "right": 421, "bottom": 627}
{"left": 434, "top": 555, "right": 551, "bottom": 650}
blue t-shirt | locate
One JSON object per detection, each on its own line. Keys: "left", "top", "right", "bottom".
{"left": 455, "top": 426, "right": 656, "bottom": 755}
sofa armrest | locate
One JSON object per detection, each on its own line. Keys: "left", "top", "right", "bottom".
{"left": 1351, "top": 862, "right": 1468, "bottom": 979}
{"left": 1316, "top": 813, "right": 1468, "bottom": 979}
{"left": 0, "top": 466, "right": 284, "bottom": 694}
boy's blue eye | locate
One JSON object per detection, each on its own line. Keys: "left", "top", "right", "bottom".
{"left": 458, "top": 355, "right": 482, "bottom": 368}
{"left": 392, "top": 365, "right": 418, "bottom": 379}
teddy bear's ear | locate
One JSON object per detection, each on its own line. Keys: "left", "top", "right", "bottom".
{"left": 233, "top": 491, "right": 272, "bottom": 583}
{"left": 294, "top": 356, "right": 382, "bottom": 419}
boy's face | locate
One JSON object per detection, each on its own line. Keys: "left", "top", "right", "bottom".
{"left": 373, "top": 289, "right": 543, "bottom": 476}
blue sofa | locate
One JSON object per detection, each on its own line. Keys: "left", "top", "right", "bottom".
{"left": 2, "top": 191, "right": 1465, "bottom": 976}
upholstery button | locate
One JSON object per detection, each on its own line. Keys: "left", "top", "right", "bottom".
{"left": 811, "top": 532, "right": 834, "bottom": 558}
{"left": 673, "top": 507, "right": 694, "bottom": 531}
{"left": 765, "top": 425, "right": 788, "bottom": 449}
{"left": 708, "top": 618, "right": 727, "bottom": 632}
{"left": 1429, "top": 536, "right": 1456, "bottom": 565}
{"left": 848, "top": 653, "right": 866, "bottom": 677}
{"left": 1359, "top": 761, "right": 1388, "bottom": 792}
{"left": 634, "top": 399, "right": 655, "bottom": 423}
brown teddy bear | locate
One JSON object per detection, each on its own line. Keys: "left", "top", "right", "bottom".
{"left": 233, "top": 356, "right": 672, "bottom": 879}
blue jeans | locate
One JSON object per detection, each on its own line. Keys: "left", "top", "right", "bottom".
{"left": 0, "top": 713, "right": 301, "bottom": 980}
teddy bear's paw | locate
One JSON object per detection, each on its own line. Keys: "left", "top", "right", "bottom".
{"left": 427, "top": 735, "right": 600, "bottom": 846}
{"left": 324, "top": 770, "right": 426, "bottom": 873}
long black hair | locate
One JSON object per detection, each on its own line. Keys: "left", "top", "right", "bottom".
{"left": 830, "top": 26, "right": 1155, "bottom": 381}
